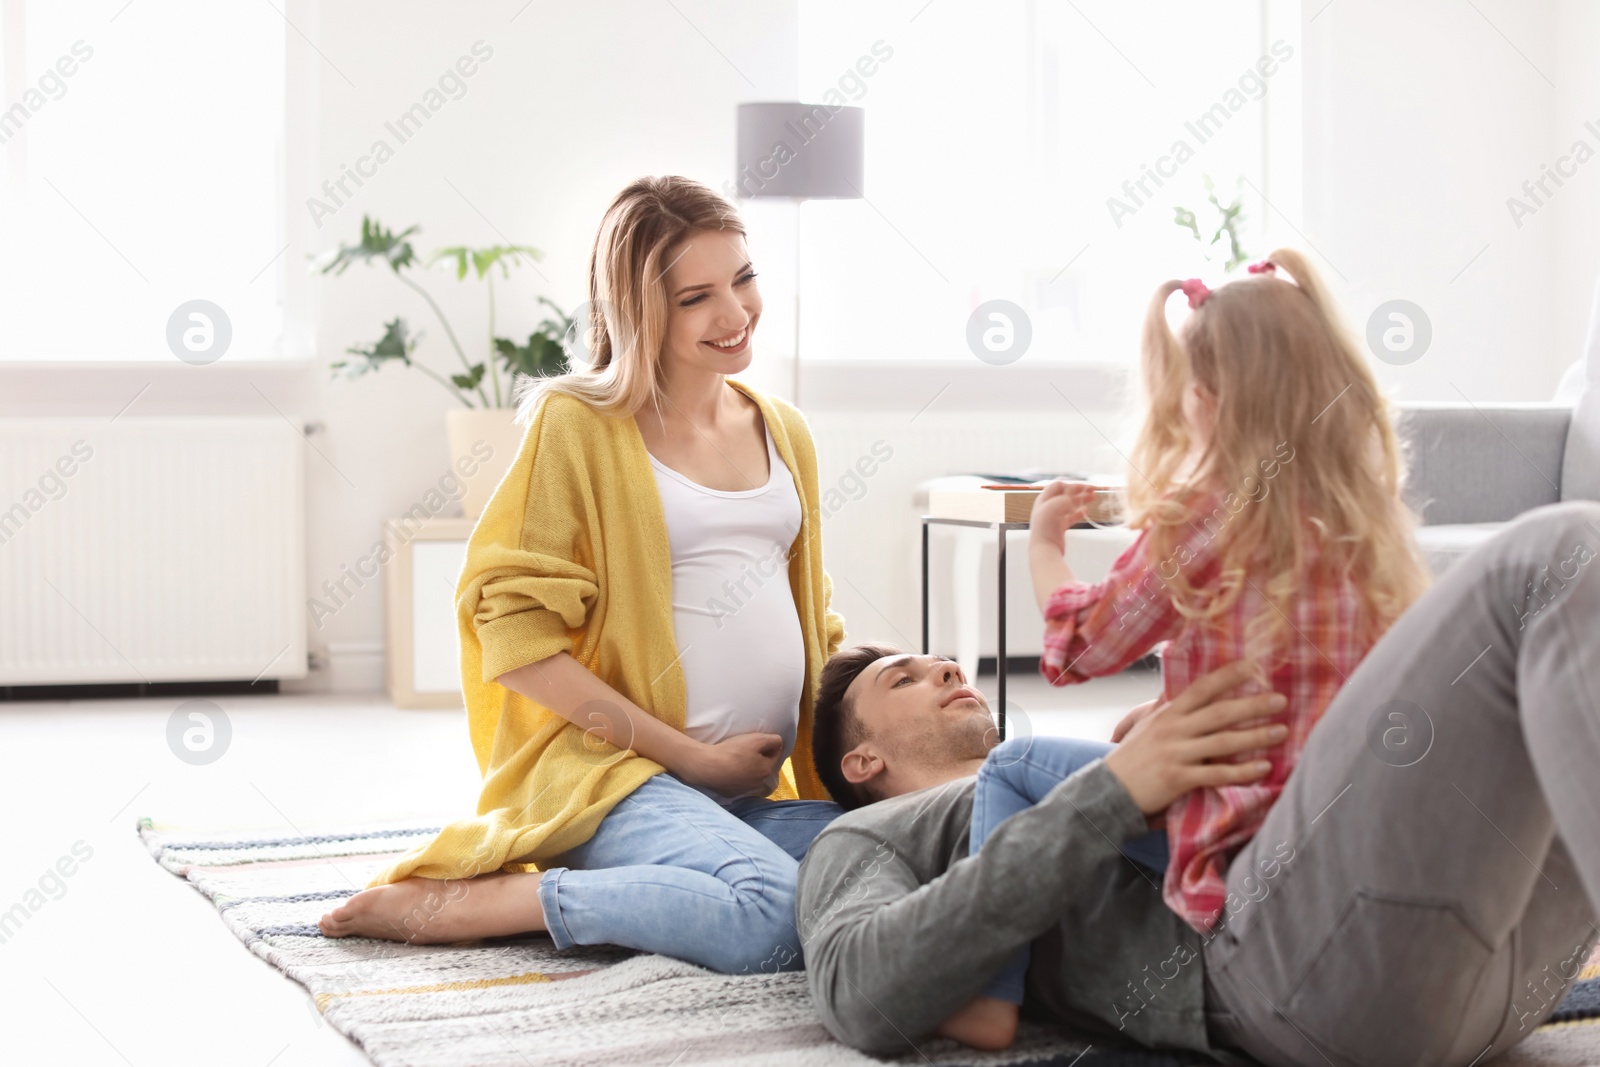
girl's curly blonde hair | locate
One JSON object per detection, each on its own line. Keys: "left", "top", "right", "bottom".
{"left": 1124, "top": 247, "right": 1430, "bottom": 654}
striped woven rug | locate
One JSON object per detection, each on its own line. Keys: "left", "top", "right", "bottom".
{"left": 139, "top": 818, "right": 1600, "bottom": 1067}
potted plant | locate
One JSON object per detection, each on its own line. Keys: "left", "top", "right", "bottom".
{"left": 1173, "top": 174, "right": 1250, "bottom": 273}
{"left": 321, "top": 217, "right": 574, "bottom": 518}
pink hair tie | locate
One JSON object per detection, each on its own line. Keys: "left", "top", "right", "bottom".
{"left": 1180, "top": 278, "right": 1211, "bottom": 309}
{"left": 1247, "top": 259, "right": 1277, "bottom": 274}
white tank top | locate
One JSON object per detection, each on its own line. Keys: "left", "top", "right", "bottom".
{"left": 647, "top": 420, "right": 807, "bottom": 788}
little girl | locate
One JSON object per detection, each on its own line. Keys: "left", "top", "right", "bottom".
{"left": 955, "top": 249, "right": 1429, "bottom": 1028}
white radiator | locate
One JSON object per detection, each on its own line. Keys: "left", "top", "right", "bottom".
{"left": 0, "top": 418, "right": 306, "bottom": 686}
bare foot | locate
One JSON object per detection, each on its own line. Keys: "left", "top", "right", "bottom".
{"left": 935, "top": 994, "right": 1019, "bottom": 1050}
{"left": 317, "top": 871, "right": 546, "bottom": 944}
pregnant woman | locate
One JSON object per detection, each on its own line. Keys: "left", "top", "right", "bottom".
{"left": 318, "top": 176, "right": 846, "bottom": 974}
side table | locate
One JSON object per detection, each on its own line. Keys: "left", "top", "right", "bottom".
{"left": 919, "top": 516, "right": 1030, "bottom": 738}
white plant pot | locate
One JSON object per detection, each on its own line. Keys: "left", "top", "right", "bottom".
{"left": 445, "top": 408, "right": 524, "bottom": 521}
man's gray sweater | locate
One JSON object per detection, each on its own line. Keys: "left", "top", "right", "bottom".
{"left": 796, "top": 759, "right": 1215, "bottom": 1056}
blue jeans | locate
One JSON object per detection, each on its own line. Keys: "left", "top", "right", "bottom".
{"left": 535, "top": 773, "right": 841, "bottom": 974}
{"left": 970, "top": 736, "right": 1170, "bottom": 1004}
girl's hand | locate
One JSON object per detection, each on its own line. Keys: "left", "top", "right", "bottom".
{"left": 681, "top": 732, "right": 785, "bottom": 798}
{"left": 1111, "top": 698, "right": 1158, "bottom": 743}
{"left": 1028, "top": 480, "right": 1098, "bottom": 548}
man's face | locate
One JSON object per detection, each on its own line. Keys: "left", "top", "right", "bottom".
{"left": 842, "top": 653, "right": 998, "bottom": 794}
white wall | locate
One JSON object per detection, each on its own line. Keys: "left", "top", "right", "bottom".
{"left": 1299, "top": 0, "right": 1582, "bottom": 402}
{"left": 1554, "top": 0, "right": 1600, "bottom": 363}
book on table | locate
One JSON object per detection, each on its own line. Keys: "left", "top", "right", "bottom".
{"left": 926, "top": 478, "right": 1125, "bottom": 525}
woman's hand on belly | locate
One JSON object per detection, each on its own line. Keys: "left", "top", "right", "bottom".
{"left": 677, "top": 731, "right": 785, "bottom": 799}
{"left": 497, "top": 653, "right": 783, "bottom": 796}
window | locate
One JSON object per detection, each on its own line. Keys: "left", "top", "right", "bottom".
{"left": 797, "top": 0, "right": 1299, "bottom": 364}
{"left": 0, "top": 0, "right": 285, "bottom": 361}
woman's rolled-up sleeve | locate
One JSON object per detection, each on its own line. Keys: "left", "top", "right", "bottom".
{"left": 472, "top": 552, "right": 598, "bottom": 682}
{"left": 463, "top": 397, "right": 602, "bottom": 683}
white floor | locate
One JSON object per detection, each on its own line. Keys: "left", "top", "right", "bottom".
{"left": 0, "top": 668, "right": 1159, "bottom": 1067}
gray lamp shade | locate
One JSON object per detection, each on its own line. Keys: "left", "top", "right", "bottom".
{"left": 733, "top": 102, "right": 864, "bottom": 200}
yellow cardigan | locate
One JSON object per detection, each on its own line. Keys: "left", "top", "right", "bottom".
{"left": 370, "top": 378, "right": 846, "bottom": 885}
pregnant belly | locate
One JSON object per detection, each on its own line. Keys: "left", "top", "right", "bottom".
{"left": 672, "top": 590, "right": 807, "bottom": 759}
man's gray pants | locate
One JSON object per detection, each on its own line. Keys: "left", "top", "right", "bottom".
{"left": 1205, "top": 502, "right": 1600, "bottom": 1067}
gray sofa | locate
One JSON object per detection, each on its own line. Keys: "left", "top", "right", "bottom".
{"left": 1400, "top": 368, "right": 1599, "bottom": 574}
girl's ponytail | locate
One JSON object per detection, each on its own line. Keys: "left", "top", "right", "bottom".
{"left": 1253, "top": 248, "right": 1346, "bottom": 342}
{"left": 1127, "top": 280, "right": 1198, "bottom": 521}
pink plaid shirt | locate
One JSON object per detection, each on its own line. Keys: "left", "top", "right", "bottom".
{"left": 1040, "top": 503, "right": 1370, "bottom": 931}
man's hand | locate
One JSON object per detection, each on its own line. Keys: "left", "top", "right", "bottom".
{"left": 679, "top": 731, "right": 785, "bottom": 798}
{"left": 1111, "top": 697, "right": 1157, "bottom": 743}
{"left": 1028, "top": 480, "right": 1098, "bottom": 549}
{"left": 1103, "top": 662, "right": 1287, "bottom": 815}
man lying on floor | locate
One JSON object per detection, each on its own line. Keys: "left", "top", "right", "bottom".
{"left": 797, "top": 502, "right": 1600, "bottom": 1067}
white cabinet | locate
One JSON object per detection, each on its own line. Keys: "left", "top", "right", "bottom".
{"left": 384, "top": 517, "right": 474, "bottom": 708}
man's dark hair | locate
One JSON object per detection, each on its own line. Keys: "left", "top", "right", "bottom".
{"left": 812, "top": 643, "right": 904, "bottom": 812}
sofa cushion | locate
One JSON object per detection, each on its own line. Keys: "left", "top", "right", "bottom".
{"left": 1397, "top": 405, "right": 1568, "bottom": 524}
{"left": 1414, "top": 522, "right": 1508, "bottom": 576}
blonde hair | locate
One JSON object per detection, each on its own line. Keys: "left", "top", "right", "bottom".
{"left": 1125, "top": 248, "right": 1429, "bottom": 654}
{"left": 514, "top": 175, "right": 746, "bottom": 422}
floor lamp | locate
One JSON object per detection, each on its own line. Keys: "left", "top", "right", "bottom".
{"left": 733, "top": 103, "right": 865, "bottom": 407}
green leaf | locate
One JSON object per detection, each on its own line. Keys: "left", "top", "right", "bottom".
{"left": 488, "top": 294, "right": 577, "bottom": 379}
{"left": 332, "top": 318, "right": 421, "bottom": 379}
{"left": 431, "top": 246, "right": 472, "bottom": 281}
{"left": 493, "top": 331, "right": 569, "bottom": 378}
{"left": 1173, "top": 175, "right": 1251, "bottom": 270}
{"left": 321, "top": 217, "right": 419, "bottom": 276}
{"left": 451, "top": 363, "right": 486, "bottom": 390}
{"left": 534, "top": 294, "right": 575, "bottom": 337}
{"left": 427, "top": 243, "right": 545, "bottom": 280}
{"left": 1173, "top": 206, "right": 1201, "bottom": 242}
